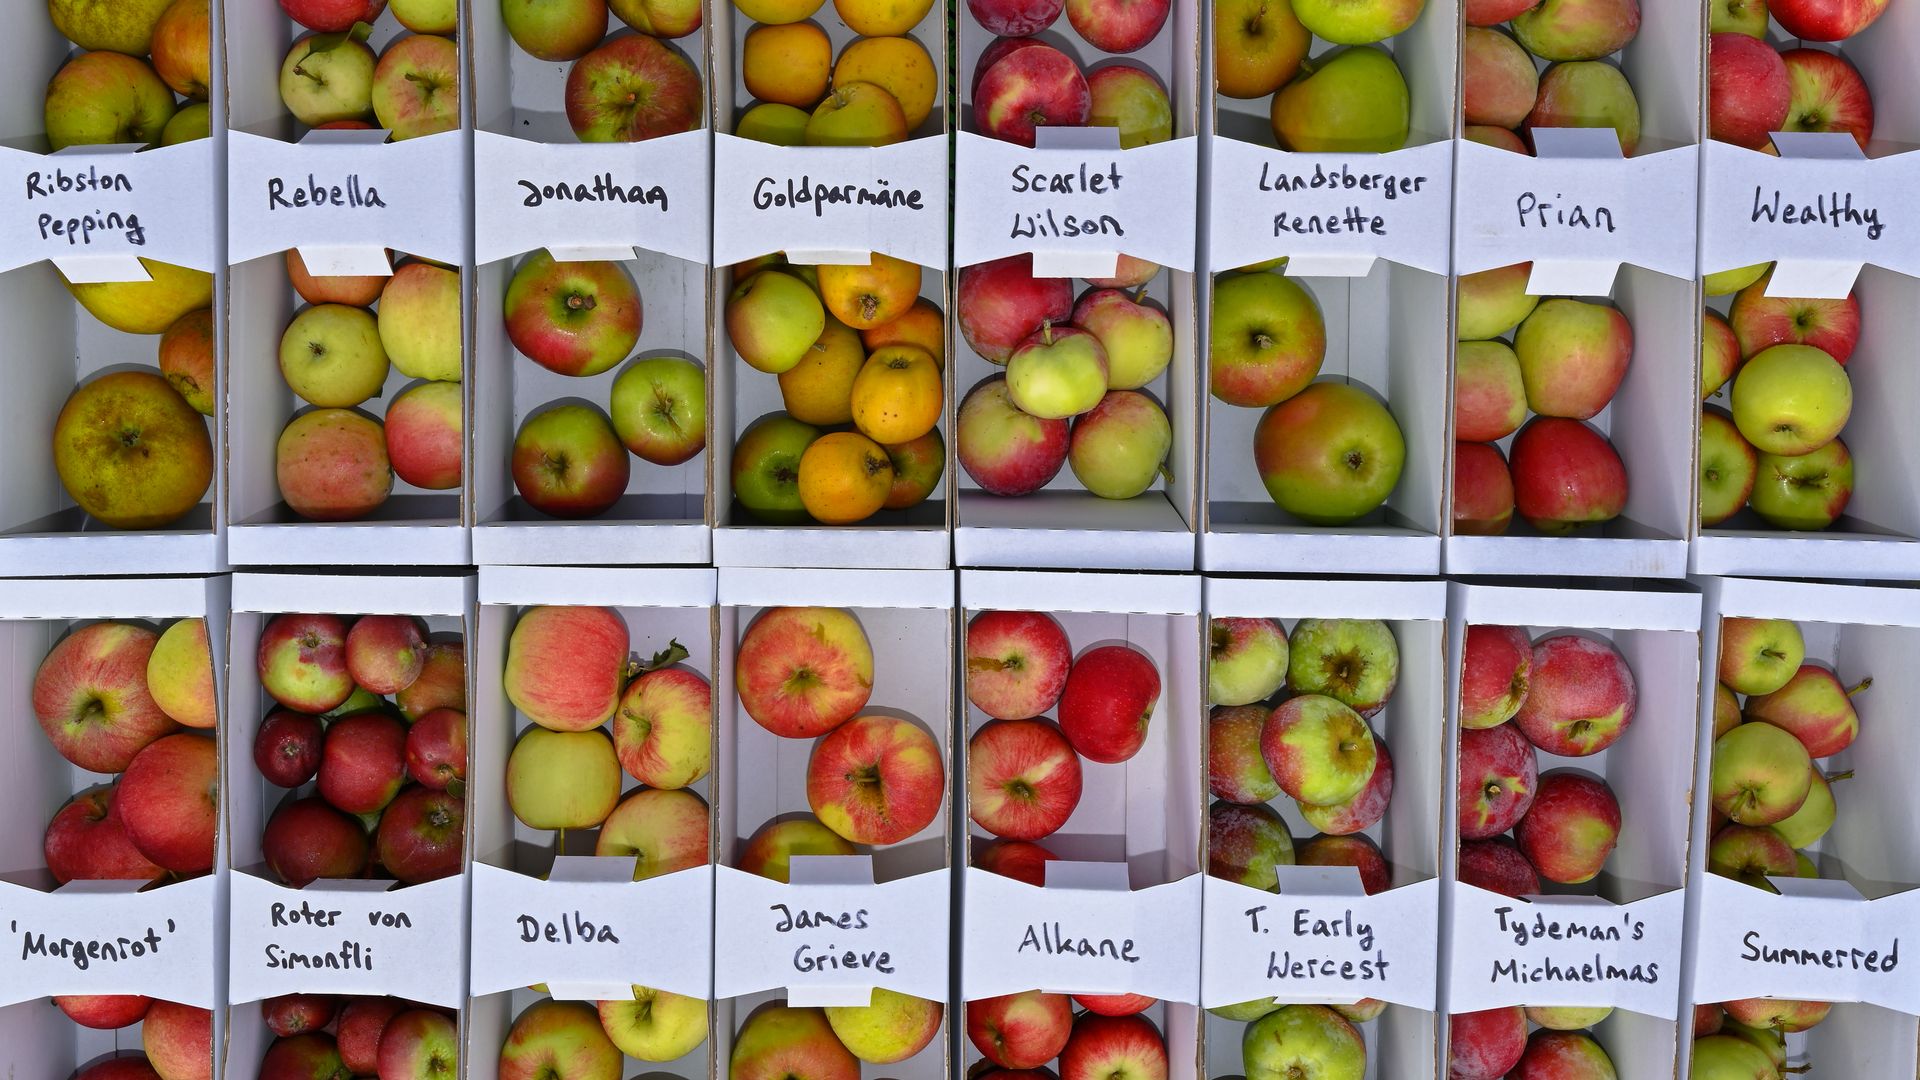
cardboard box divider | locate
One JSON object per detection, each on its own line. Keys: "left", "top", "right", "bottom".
{"left": 956, "top": 570, "right": 1202, "bottom": 1080}
{"left": 1199, "top": 9, "right": 1457, "bottom": 577}
{"left": 1197, "top": 576, "right": 1444, "bottom": 1080}
{"left": 468, "top": 9, "right": 716, "bottom": 567}
{"left": 1680, "top": 576, "right": 1920, "bottom": 1077}
{"left": 712, "top": 567, "right": 955, "bottom": 1079}
{"left": 0, "top": 576, "right": 229, "bottom": 1080}
{"left": 1440, "top": 581, "right": 1702, "bottom": 1079}
{"left": 465, "top": 565, "right": 719, "bottom": 1077}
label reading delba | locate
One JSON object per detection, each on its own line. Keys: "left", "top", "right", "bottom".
{"left": 1200, "top": 871, "right": 1438, "bottom": 1009}
{"left": 473, "top": 131, "right": 711, "bottom": 265}
{"left": 229, "top": 874, "right": 463, "bottom": 1007}
{"left": 227, "top": 130, "right": 464, "bottom": 268}
{"left": 1447, "top": 886, "right": 1682, "bottom": 1018}
{"left": 0, "top": 144, "right": 216, "bottom": 277}
{"left": 1206, "top": 139, "right": 1451, "bottom": 275}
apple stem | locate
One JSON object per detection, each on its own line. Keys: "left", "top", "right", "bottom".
{"left": 1785, "top": 1066, "right": 1811, "bottom": 1075}
{"left": 1847, "top": 676, "right": 1872, "bottom": 697}
{"left": 1040, "top": 321, "right": 1054, "bottom": 346}
{"left": 966, "top": 656, "right": 1011, "bottom": 673}
{"left": 1156, "top": 459, "right": 1174, "bottom": 486}
{"left": 1132, "top": 285, "right": 1149, "bottom": 304}
{"left": 1825, "top": 769, "right": 1855, "bottom": 785}
{"left": 556, "top": 827, "right": 567, "bottom": 855}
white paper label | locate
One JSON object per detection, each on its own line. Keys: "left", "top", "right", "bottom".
{"left": 0, "top": 878, "right": 217, "bottom": 1007}
{"left": 1207, "top": 139, "right": 1450, "bottom": 277}
{"left": 1690, "top": 874, "right": 1916, "bottom": 1011}
{"left": 1454, "top": 132, "right": 1698, "bottom": 295}
{"left": 961, "top": 865, "right": 1201, "bottom": 1003}
{"left": 1446, "top": 885, "right": 1681, "bottom": 1018}
{"left": 713, "top": 859, "right": 949, "bottom": 1006}
{"left": 954, "top": 130, "right": 1198, "bottom": 277}
{"left": 712, "top": 135, "right": 948, "bottom": 268}
{"left": 0, "top": 144, "right": 216, "bottom": 280}
{"left": 1200, "top": 871, "right": 1438, "bottom": 1009}
{"left": 228, "top": 129, "right": 465, "bottom": 269}
{"left": 474, "top": 130, "right": 710, "bottom": 266}
{"left": 1701, "top": 134, "right": 1908, "bottom": 298}
{"left": 228, "top": 873, "right": 464, "bottom": 1007}
{"left": 468, "top": 860, "right": 711, "bottom": 1001}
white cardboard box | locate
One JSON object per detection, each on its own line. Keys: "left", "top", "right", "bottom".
{"left": 225, "top": 572, "right": 473, "bottom": 1012}
{"left": 1441, "top": 581, "right": 1702, "bottom": 1079}
{"left": 1198, "top": 577, "right": 1443, "bottom": 1080}
{"left": 468, "top": 12, "right": 715, "bottom": 567}
{"left": 0, "top": 576, "right": 229, "bottom": 1080}
{"left": 1681, "top": 576, "right": 1920, "bottom": 1077}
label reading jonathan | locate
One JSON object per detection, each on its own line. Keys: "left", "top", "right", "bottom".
{"left": 473, "top": 131, "right": 710, "bottom": 265}
{"left": 962, "top": 864, "right": 1201, "bottom": 1003}
{"left": 228, "top": 130, "right": 464, "bottom": 267}
{"left": 0, "top": 144, "right": 216, "bottom": 276}
{"left": 1447, "top": 886, "right": 1681, "bottom": 1018}
{"left": 712, "top": 136, "right": 947, "bottom": 268}
{"left": 1206, "top": 140, "right": 1450, "bottom": 275}
{"left": 0, "top": 877, "right": 218, "bottom": 1007}
{"left": 229, "top": 873, "right": 462, "bottom": 1007}
{"left": 1199, "top": 873, "right": 1438, "bottom": 1009}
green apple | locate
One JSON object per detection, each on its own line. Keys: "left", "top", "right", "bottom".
{"left": 1087, "top": 65, "right": 1174, "bottom": 148}
{"left": 611, "top": 357, "right": 707, "bottom": 466}
{"left": 737, "top": 103, "right": 811, "bottom": 145}
{"left": 1690, "top": 1035, "right": 1778, "bottom": 1079}
{"left": 1718, "top": 617, "right": 1804, "bottom": 696}
{"left": 1271, "top": 46, "right": 1408, "bottom": 153}
{"left": 727, "top": 271, "right": 826, "bottom": 374}
{"left": 1241, "top": 1004, "right": 1367, "bottom": 1080}
{"left": 1073, "top": 288, "right": 1173, "bottom": 390}
{"left": 1731, "top": 344, "right": 1851, "bottom": 456}
{"left": 1210, "top": 618, "right": 1289, "bottom": 707}
{"left": 1711, "top": 0, "right": 1770, "bottom": 36}
{"left": 513, "top": 404, "right": 630, "bottom": 518}
{"left": 161, "top": 102, "right": 211, "bottom": 145}
{"left": 732, "top": 414, "right": 822, "bottom": 524}
{"left": 1286, "top": 619, "right": 1398, "bottom": 717}
{"left": 598, "top": 986, "right": 709, "bottom": 1062}
{"left": 379, "top": 263, "right": 464, "bottom": 382}
{"left": 1007, "top": 325, "right": 1110, "bottom": 420}
{"left": 1529, "top": 61, "right": 1642, "bottom": 155}
{"left": 1711, "top": 722, "right": 1813, "bottom": 826}
{"left": 390, "top": 0, "right": 459, "bottom": 32}
{"left": 53, "top": 371, "right": 212, "bottom": 529}
{"left": 44, "top": 52, "right": 177, "bottom": 150}
{"left": 1750, "top": 438, "right": 1852, "bottom": 530}
{"left": 506, "top": 727, "right": 622, "bottom": 830}
{"left": 824, "top": 989, "right": 943, "bottom": 1064}
{"left": 279, "top": 304, "right": 391, "bottom": 408}
{"left": 1525, "top": 1006, "right": 1613, "bottom": 1030}
{"left": 1700, "top": 407, "right": 1759, "bottom": 527}
{"left": 48, "top": 0, "right": 174, "bottom": 54}
{"left": 1262, "top": 693, "right": 1377, "bottom": 806}
{"left": 1067, "top": 390, "right": 1170, "bottom": 499}
{"left": 1772, "top": 769, "right": 1839, "bottom": 849}
{"left": 1254, "top": 382, "right": 1404, "bottom": 524}
{"left": 1457, "top": 263, "right": 1539, "bottom": 341}
{"left": 1705, "top": 262, "right": 1770, "bottom": 297}
{"left": 1209, "top": 271, "right": 1326, "bottom": 408}
{"left": 1290, "top": 0, "right": 1425, "bottom": 44}
{"left": 503, "top": 0, "right": 608, "bottom": 62}
{"left": 1209, "top": 998, "right": 1281, "bottom": 1022}
{"left": 279, "top": 34, "right": 377, "bottom": 127}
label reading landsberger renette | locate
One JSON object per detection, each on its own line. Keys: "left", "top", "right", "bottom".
{"left": 1206, "top": 140, "right": 1451, "bottom": 275}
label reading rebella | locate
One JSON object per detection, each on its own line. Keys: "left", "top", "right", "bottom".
{"left": 228, "top": 129, "right": 464, "bottom": 267}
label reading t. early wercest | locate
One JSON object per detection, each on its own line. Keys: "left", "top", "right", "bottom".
{"left": 1200, "top": 873, "right": 1437, "bottom": 1009}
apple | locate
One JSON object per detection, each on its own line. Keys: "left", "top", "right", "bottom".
{"left": 391, "top": 0, "right": 457, "bottom": 31}
{"left": 1526, "top": 60, "right": 1642, "bottom": 154}
{"left": 805, "top": 82, "right": 911, "bottom": 146}
{"left": 1059, "top": 644, "right": 1160, "bottom": 764}
{"left": 1260, "top": 694, "right": 1377, "bottom": 807}
{"left": 504, "top": 605, "right": 628, "bottom": 733}
{"left": 611, "top": 357, "right": 707, "bottom": 466}
{"left": 1449, "top": 1007, "right": 1528, "bottom": 1080}
{"left": 1075, "top": 995, "right": 1155, "bottom": 1017}
{"left": 1712, "top": 722, "right": 1814, "bottom": 825}
{"left": 1729, "top": 271, "right": 1860, "bottom": 364}
{"left": 1513, "top": 633, "right": 1635, "bottom": 756}
{"left": 279, "top": 304, "right": 388, "bottom": 410}
{"left": 118, "top": 733, "right": 217, "bottom": 873}
{"left": 157, "top": 308, "right": 215, "bottom": 417}
{"left": 739, "top": 817, "right": 856, "bottom": 881}
{"left": 1208, "top": 800, "right": 1294, "bottom": 889}
{"left": 976, "top": 45, "right": 1090, "bottom": 147}
{"left": 1779, "top": 47, "right": 1874, "bottom": 150}
{"left": 33, "top": 621, "right": 173, "bottom": 773}
{"left": 44, "top": 52, "right": 177, "bottom": 150}
{"left": 970, "top": 0, "right": 1061, "bottom": 34}
{"left": 1463, "top": 27, "right": 1539, "bottom": 130}
{"left": 504, "top": 0, "right": 608, "bottom": 61}
{"left": 958, "top": 376, "right": 1071, "bottom": 495}
{"left": 1458, "top": 723, "right": 1538, "bottom": 839}
{"left": 807, "top": 714, "right": 945, "bottom": 845}
{"left": 1744, "top": 663, "right": 1864, "bottom": 757}
{"left": 959, "top": 255, "right": 1074, "bottom": 364}
{"left": 1209, "top": 617, "right": 1289, "bottom": 707}
{"left": 967, "top": 610, "right": 1073, "bottom": 720}
{"left": 1508, "top": 1031, "right": 1616, "bottom": 1079}
{"left": 343, "top": 614, "right": 425, "bottom": 694}
{"left": 509, "top": 728, "right": 621, "bottom": 834}
{"left": 48, "top": 0, "right": 174, "bottom": 52}
{"left": 63, "top": 258, "right": 212, "bottom": 335}
{"left": 825, "top": 989, "right": 943, "bottom": 1064}
{"left": 1287, "top": 618, "right": 1397, "bottom": 717}
{"left": 599, "top": 986, "right": 710, "bottom": 1062}
{"left": 505, "top": 253, "right": 642, "bottom": 377}
{"left": 1210, "top": 704, "right": 1282, "bottom": 804}
{"left": 736, "top": 607, "right": 874, "bottom": 738}
{"left": 1773, "top": 768, "right": 1840, "bottom": 848}
{"left": 1710, "top": 32, "right": 1790, "bottom": 150}
{"left": 142, "top": 999, "right": 213, "bottom": 1080}
{"left": 1271, "top": 45, "right": 1409, "bottom": 153}
{"left": 1254, "top": 382, "right": 1406, "bottom": 524}
{"left": 1242, "top": 1005, "right": 1366, "bottom": 1079}
{"left": 1460, "top": 624, "right": 1532, "bottom": 730}
{"left": 1300, "top": 734, "right": 1392, "bottom": 835}
{"left": 1514, "top": 769, "right": 1620, "bottom": 884}
{"left": 264, "top": 995, "right": 338, "bottom": 1037}
{"left": 1209, "top": 271, "right": 1326, "bottom": 408}
{"left": 1290, "top": 0, "right": 1422, "bottom": 43}
{"left": 734, "top": 1006, "right": 860, "bottom": 1080}
{"left": 613, "top": 0, "right": 702, "bottom": 36}
{"left": 56, "top": 994, "right": 152, "bottom": 1029}
{"left": 1769, "top": 0, "right": 1890, "bottom": 41}
{"left": 1510, "top": 0, "right": 1639, "bottom": 59}
{"left": 1455, "top": 340, "right": 1527, "bottom": 442}
{"left": 967, "top": 992, "right": 1074, "bottom": 1070}
{"left": 1007, "top": 325, "right": 1110, "bottom": 420}
{"left": 729, "top": 271, "right": 828, "bottom": 374}
{"left": 884, "top": 428, "right": 946, "bottom": 511}
{"left": 44, "top": 786, "right": 164, "bottom": 883}
{"left": 1701, "top": 407, "right": 1759, "bottom": 527}
{"left": 143, "top": 617, "right": 215, "bottom": 731}
{"left": 384, "top": 380, "right": 463, "bottom": 490}
{"left": 1512, "top": 298, "right": 1632, "bottom": 421}
{"left": 54, "top": 371, "right": 213, "bottom": 529}
{"left": 850, "top": 345, "right": 943, "bottom": 445}
{"left": 275, "top": 408, "right": 393, "bottom": 521}
{"left": 1297, "top": 833, "right": 1391, "bottom": 894}
{"left": 378, "top": 262, "right": 462, "bottom": 381}
{"left": 400, "top": 708, "right": 466, "bottom": 796}
{"left": 1690, "top": 1035, "right": 1777, "bottom": 1078}
{"left": 733, "top": 414, "right": 821, "bottom": 522}
{"left": 791, "top": 430, "right": 890, "bottom": 525}
{"left": 1696, "top": 1003, "right": 1726, "bottom": 1037}
{"left": 1719, "top": 618, "right": 1805, "bottom": 696}
{"left": 967, "top": 718, "right": 1083, "bottom": 840}
{"left": 279, "top": 34, "right": 376, "bottom": 127}
{"left": 1715, "top": 682, "right": 1743, "bottom": 738}
{"left": 1703, "top": 310, "right": 1742, "bottom": 400}
{"left": 1509, "top": 418, "right": 1627, "bottom": 533}
{"left": 1722, "top": 997, "right": 1832, "bottom": 1033}
{"left": 976, "top": 838, "right": 1057, "bottom": 885}
{"left": 567, "top": 33, "right": 703, "bottom": 141}
{"left": 1465, "top": 123, "right": 1530, "bottom": 152}
{"left": 318, "top": 712, "right": 407, "bottom": 814}
{"left": 1751, "top": 438, "right": 1853, "bottom": 530}
{"left": 513, "top": 404, "right": 631, "bottom": 518}
{"left": 1058, "top": 1014, "right": 1167, "bottom": 1080}
{"left": 254, "top": 710, "right": 324, "bottom": 787}
{"left": 393, "top": 642, "right": 462, "bottom": 722}
{"left": 1087, "top": 64, "right": 1174, "bottom": 147}
{"left": 376, "top": 785, "right": 464, "bottom": 883}
{"left": 737, "top": 102, "right": 809, "bottom": 144}
{"left": 1710, "top": 0, "right": 1768, "bottom": 35}
{"left": 1069, "top": 391, "right": 1171, "bottom": 499}
{"left": 613, "top": 666, "right": 711, "bottom": 789}
{"left": 1453, "top": 441, "right": 1515, "bottom": 536}
{"left": 1458, "top": 837, "right": 1540, "bottom": 897}
{"left": 1525, "top": 1006, "right": 1613, "bottom": 1031}
{"left": 1214, "top": 0, "right": 1309, "bottom": 98}
{"left": 376, "top": 1009, "right": 459, "bottom": 1079}
{"left": 1073, "top": 288, "right": 1172, "bottom": 390}
{"left": 500, "top": 1000, "right": 623, "bottom": 1080}
{"left": 262, "top": 796, "right": 369, "bottom": 886}
{"left": 371, "top": 34, "right": 459, "bottom": 140}
{"left": 1457, "top": 263, "right": 1539, "bottom": 341}
{"left": 279, "top": 0, "right": 388, "bottom": 31}
{"left": 263, "top": 1033, "right": 351, "bottom": 1079}
{"left": 1731, "top": 344, "right": 1851, "bottom": 456}
{"left": 819, "top": 255, "right": 922, "bottom": 332}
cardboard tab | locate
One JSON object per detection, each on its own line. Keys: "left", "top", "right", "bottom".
{"left": 1200, "top": 873, "right": 1438, "bottom": 1009}
{"left": 0, "top": 877, "right": 217, "bottom": 1007}
{"left": 1207, "top": 139, "right": 1451, "bottom": 276}
{"left": 0, "top": 142, "right": 217, "bottom": 276}
{"left": 1447, "top": 885, "right": 1682, "bottom": 1018}
{"left": 228, "top": 129, "right": 464, "bottom": 266}
{"left": 1454, "top": 133, "right": 1697, "bottom": 293}
{"left": 474, "top": 130, "right": 711, "bottom": 266}
{"left": 713, "top": 859, "right": 949, "bottom": 1006}
{"left": 1700, "top": 134, "right": 1905, "bottom": 298}
{"left": 469, "top": 860, "right": 712, "bottom": 1001}
{"left": 962, "top": 865, "right": 1201, "bottom": 1003}
{"left": 712, "top": 135, "right": 948, "bottom": 268}
{"left": 228, "top": 873, "right": 465, "bottom": 1007}
{"left": 954, "top": 129, "right": 1198, "bottom": 276}
{"left": 1691, "top": 873, "right": 1911, "bottom": 1010}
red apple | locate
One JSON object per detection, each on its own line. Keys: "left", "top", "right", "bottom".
{"left": 1452, "top": 441, "right": 1515, "bottom": 536}
{"left": 406, "top": 708, "right": 468, "bottom": 792}
{"left": 974, "top": 37, "right": 1048, "bottom": 98}
{"left": 565, "top": 34, "right": 704, "bottom": 142}
{"left": 376, "top": 1008, "right": 460, "bottom": 1079}
{"left": 976, "top": 839, "right": 1058, "bottom": 885}
{"left": 505, "top": 605, "right": 629, "bottom": 733}
{"left": 258, "top": 613, "right": 354, "bottom": 714}
{"left": 1065, "top": 0, "right": 1170, "bottom": 53}
{"left": 1057, "top": 645, "right": 1160, "bottom": 764}
{"left": 398, "top": 640, "right": 467, "bottom": 722}
{"left": 512, "top": 404, "right": 630, "bottom": 518}
{"left": 55, "top": 994, "right": 152, "bottom": 1029}
{"left": 957, "top": 376, "right": 1071, "bottom": 495}
{"left": 806, "top": 714, "right": 947, "bottom": 846}
{"left": 735, "top": 607, "right": 874, "bottom": 739}
{"left": 142, "top": 1000, "right": 213, "bottom": 1080}
{"left": 1460, "top": 624, "right": 1532, "bottom": 730}
{"left": 1073, "top": 994, "right": 1155, "bottom": 1017}
{"left": 1513, "top": 634, "right": 1636, "bottom": 756}
{"left": 280, "top": 0, "right": 388, "bottom": 31}
{"left": 958, "top": 255, "right": 1074, "bottom": 363}
{"left": 1261, "top": 695, "right": 1377, "bottom": 808}
{"left": 263, "top": 994, "right": 339, "bottom": 1037}
{"left": 969, "top": 0, "right": 1062, "bottom": 35}
{"left": 1743, "top": 663, "right": 1863, "bottom": 757}
{"left": 1768, "top": 0, "right": 1890, "bottom": 41}
{"left": 1448, "top": 1007, "right": 1528, "bottom": 1080}
{"left": 1059, "top": 1013, "right": 1167, "bottom": 1080}
{"left": 966, "top": 610, "right": 1073, "bottom": 720}
{"left": 1209, "top": 704, "right": 1282, "bottom": 805}
{"left": 318, "top": 712, "right": 408, "bottom": 815}
{"left": 337, "top": 998, "right": 407, "bottom": 1075}
{"left": 1509, "top": 418, "right": 1627, "bottom": 534}
{"left": 1467, "top": 0, "right": 1540, "bottom": 24}
{"left": 1729, "top": 271, "right": 1860, "bottom": 365}
{"left": 118, "top": 733, "right": 218, "bottom": 874}
{"left": 254, "top": 709, "right": 324, "bottom": 788}
{"left": 44, "top": 786, "right": 165, "bottom": 884}
{"left": 1297, "top": 833, "right": 1390, "bottom": 895}
{"left": 1695, "top": 1003, "right": 1725, "bottom": 1037}
{"left": 1515, "top": 770, "right": 1621, "bottom": 884}
{"left": 976, "top": 45, "right": 1089, "bottom": 147}
{"left": 968, "top": 992, "right": 1074, "bottom": 1070}
{"left": 1458, "top": 724, "right": 1538, "bottom": 840}
{"left": 1458, "top": 837, "right": 1540, "bottom": 897}
{"left": 1299, "top": 734, "right": 1392, "bottom": 835}
{"left": 259, "top": 1032, "right": 348, "bottom": 1080}
{"left": 33, "top": 621, "right": 175, "bottom": 773}
{"left": 503, "top": 253, "right": 642, "bottom": 377}
{"left": 275, "top": 409, "right": 393, "bottom": 522}
{"left": 344, "top": 615, "right": 427, "bottom": 695}
{"left": 376, "top": 786, "right": 465, "bottom": 884}
{"left": 1710, "top": 32, "right": 1790, "bottom": 150}
{"left": 1779, "top": 48, "right": 1874, "bottom": 150}
{"left": 968, "top": 718, "right": 1083, "bottom": 840}
{"left": 75, "top": 1059, "right": 160, "bottom": 1080}
{"left": 1721, "top": 996, "right": 1832, "bottom": 1032}
{"left": 263, "top": 796, "right": 370, "bottom": 887}
{"left": 384, "top": 381, "right": 463, "bottom": 490}
{"left": 1209, "top": 800, "right": 1293, "bottom": 889}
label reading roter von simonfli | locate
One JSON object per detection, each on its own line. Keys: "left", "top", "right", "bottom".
{"left": 1206, "top": 140, "right": 1450, "bottom": 275}
{"left": 1199, "top": 872, "right": 1438, "bottom": 1009}
{"left": 228, "top": 874, "right": 463, "bottom": 1007}
{"left": 1446, "top": 885, "right": 1681, "bottom": 1018}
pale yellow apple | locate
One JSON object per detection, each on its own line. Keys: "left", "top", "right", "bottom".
{"left": 63, "top": 259, "right": 213, "bottom": 335}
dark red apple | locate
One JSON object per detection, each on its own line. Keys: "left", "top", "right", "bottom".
{"left": 254, "top": 709, "right": 325, "bottom": 788}
{"left": 958, "top": 254, "right": 1074, "bottom": 363}
{"left": 375, "top": 786, "right": 465, "bottom": 884}
{"left": 969, "top": 0, "right": 1062, "bottom": 36}
{"left": 1508, "top": 418, "right": 1627, "bottom": 534}
{"left": 317, "top": 712, "right": 408, "bottom": 815}
{"left": 44, "top": 786, "right": 165, "bottom": 884}
{"left": 263, "top": 797, "right": 369, "bottom": 887}
{"left": 1297, "top": 833, "right": 1391, "bottom": 895}
{"left": 405, "top": 708, "right": 468, "bottom": 793}
{"left": 1458, "top": 724, "right": 1538, "bottom": 840}
{"left": 117, "top": 733, "right": 219, "bottom": 874}
{"left": 975, "top": 45, "right": 1091, "bottom": 147}
{"left": 337, "top": 997, "right": 407, "bottom": 1075}
{"left": 1452, "top": 441, "right": 1514, "bottom": 536}
{"left": 976, "top": 839, "right": 1058, "bottom": 885}
{"left": 263, "top": 994, "right": 339, "bottom": 1037}
{"left": 259, "top": 1032, "right": 350, "bottom": 1080}
{"left": 1458, "top": 837, "right": 1541, "bottom": 897}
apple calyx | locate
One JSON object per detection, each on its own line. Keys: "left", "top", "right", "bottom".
{"left": 565, "top": 293, "right": 597, "bottom": 313}
{"left": 1209, "top": 625, "right": 1232, "bottom": 660}
{"left": 540, "top": 452, "right": 573, "bottom": 481}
